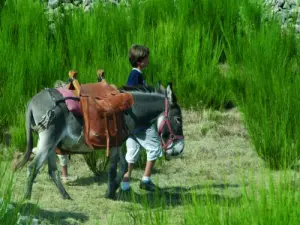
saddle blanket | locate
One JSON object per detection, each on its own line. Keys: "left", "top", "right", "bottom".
{"left": 56, "top": 87, "right": 82, "bottom": 116}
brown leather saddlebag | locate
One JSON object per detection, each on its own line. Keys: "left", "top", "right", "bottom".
{"left": 80, "top": 82, "right": 134, "bottom": 156}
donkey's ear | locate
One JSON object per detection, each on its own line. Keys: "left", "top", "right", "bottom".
{"left": 156, "top": 80, "right": 165, "bottom": 94}
{"left": 166, "top": 82, "right": 177, "bottom": 104}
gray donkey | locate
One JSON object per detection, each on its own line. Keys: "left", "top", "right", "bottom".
{"left": 13, "top": 83, "right": 184, "bottom": 200}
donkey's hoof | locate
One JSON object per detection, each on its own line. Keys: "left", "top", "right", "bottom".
{"left": 104, "top": 191, "right": 116, "bottom": 200}
{"left": 63, "top": 196, "right": 72, "bottom": 200}
{"left": 23, "top": 194, "right": 31, "bottom": 201}
{"left": 62, "top": 195, "right": 72, "bottom": 200}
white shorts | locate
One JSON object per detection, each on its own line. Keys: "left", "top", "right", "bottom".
{"left": 125, "top": 124, "right": 162, "bottom": 163}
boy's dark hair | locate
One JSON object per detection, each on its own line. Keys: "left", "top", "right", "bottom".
{"left": 129, "top": 44, "right": 150, "bottom": 67}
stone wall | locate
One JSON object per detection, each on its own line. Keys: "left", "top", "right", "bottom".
{"left": 45, "top": 0, "right": 300, "bottom": 33}
{"left": 46, "top": 0, "right": 124, "bottom": 13}
{"left": 44, "top": 0, "right": 127, "bottom": 32}
{"left": 264, "top": 0, "right": 300, "bottom": 32}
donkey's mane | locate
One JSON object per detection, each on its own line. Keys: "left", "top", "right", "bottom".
{"left": 119, "top": 85, "right": 163, "bottom": 95}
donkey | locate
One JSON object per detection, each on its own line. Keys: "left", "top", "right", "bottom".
{"left": 13, "top": 83, "right": 184, "bottom": 200}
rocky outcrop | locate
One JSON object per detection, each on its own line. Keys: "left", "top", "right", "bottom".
{"left": 264, "top": 0, "right": 300, "bottom": 32}
{"left": 44, "top": 0, "right": 126, "bottom": 32}
{"left": 46, "top": 0, "right": 123, "bottom": 13}
{"left": 45, "top": 0, "right": 300, "bottom": 34}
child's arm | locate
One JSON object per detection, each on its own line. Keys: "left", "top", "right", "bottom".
{"left": 97, "top": 69, "right": 107, "bottom": 84}
{"left": 71, "top": 79, "right": 81, "bottom": 96}
{"left": 68, "top": 70, "right": 81, "bottom": 96}
{"left": 127, "top": 71, "right": 140, "bottom": 86}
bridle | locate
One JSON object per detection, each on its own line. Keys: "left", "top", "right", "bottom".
{"left": 158, "top": 98, "right": 184, "bottom": 151}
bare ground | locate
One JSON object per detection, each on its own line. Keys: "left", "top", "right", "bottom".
{"left": 7, "top": 108, "right": 300, "bottom": 225}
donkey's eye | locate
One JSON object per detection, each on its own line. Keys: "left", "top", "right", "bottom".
{"left": 175, "top": 117, "right": 182, "bottom": 124}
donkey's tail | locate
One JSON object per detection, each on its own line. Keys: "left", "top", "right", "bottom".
{"left": 13, "top": 102, "right": 34, "bottom": 171}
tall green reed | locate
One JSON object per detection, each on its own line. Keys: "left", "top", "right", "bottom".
{"left": 111, "top": 169, "right": 300, "bottom": 225}
{"left": 229, "top": 22, "right": 300, "bottom": 169}
{"left": 182, "top": 171, "right": 300, "bottom": 225}
{"left": 0, "top": 162, "right": 19, "bottom": 224}
{"left": 1, "top": 0, "right": 253, "bottom": 147}
{"left": 2, "top": 0, "right": 293, "bottom": 170}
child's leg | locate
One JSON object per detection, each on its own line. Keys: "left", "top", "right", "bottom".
{"left": 121, "top": 136, "right": 141, "bottom": 191}
{"left": 137, "top": 124, "right": 162, "bottom": 191}
{"left": 143, "top": 160, "right": 156, "bottom": 178}
{"left": 57, "top": 153, "right": 69, "bottom": 177}
{"left": 61, "top": 165, "right": 68, "bottom": 177}
{"left": 57, "top": 153, "right": 77, "bottom": 184}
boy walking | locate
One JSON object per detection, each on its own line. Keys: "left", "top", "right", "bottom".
{"left": 121, "top": 44, "right": 162, "bottom": 192}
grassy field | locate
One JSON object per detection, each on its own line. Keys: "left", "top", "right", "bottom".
{"left": 5, "top": 108, "right": 300, "bottom": 225}
{"left": 1, "top": 0, "right": 300, "bottom": 224}
{"left": 2, "top": 0, "right": 300, "bottom": 168}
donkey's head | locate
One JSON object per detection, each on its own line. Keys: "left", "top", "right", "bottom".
{"left": 156, "top": 83, "right": 184, "bottom": 160}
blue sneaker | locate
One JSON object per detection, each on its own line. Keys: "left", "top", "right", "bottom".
{"left": 139, "top": 180, "right": 159, "bottom": 192}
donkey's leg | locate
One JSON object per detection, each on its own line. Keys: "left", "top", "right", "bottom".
{"left": 25, "top": 153, "right": 48, "bottom": 200}
{"left": 47, "top": 151, "right": 72, "bottom": 200}
{"left": 105, "top": 147, "right": 120, "bottom": 199}
{"left": 24, "top": 135, "right": 56, "bottom": 200}
{"left": 114, "top": 145, "right": 128, "bottom": 187}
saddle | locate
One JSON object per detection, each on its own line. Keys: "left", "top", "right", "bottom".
{"left": 80, "top": 82, "right": 134, "bottom": 156}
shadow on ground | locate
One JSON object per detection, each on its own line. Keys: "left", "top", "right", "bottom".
{"left": 71, "top": 173, "right": 141, "bottom": 186}
{"left": 117, "top": 183, "right": 243, "bottom": 208}
{"left": 72, "top": 173, "right": 107, "bottom": 186}
{"left": 18, "top": 202, "right": 89, "bottom": 225}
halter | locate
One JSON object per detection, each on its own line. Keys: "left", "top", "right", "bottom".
{"left": 158, "top": 98, "right": 184, "bottom": 151}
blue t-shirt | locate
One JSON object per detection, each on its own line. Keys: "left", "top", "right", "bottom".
{"left": 126, "top": 69, "right": 146, "bottom": 86}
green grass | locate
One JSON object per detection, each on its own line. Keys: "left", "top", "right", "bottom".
{"left": 0, "top": 162, "right": 21, "bottom": 225}
{"left": 2, "top": 0, "right": 300, "bottom": 223}
{"left": 0, "top": 0, "right": 261, "bottom": 146}
{"left": 112, "top": 178, "right": 300, "bottom": 225}
{"left": 5, "top": 108, "right": 300, "bottom": 225}
{"left": 229, "top": 22, "right": 300, "bottom": 169}
{"left": 0, "top": 0, "right": 260, "bottom": 128}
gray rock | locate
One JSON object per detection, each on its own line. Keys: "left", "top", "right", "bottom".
{"left": 270, "top": 0, "right": 278, "bottom": 6}
{"left": 283, "top": 2, "right": 290, "bottom": 9}
{"left": 63, "top": 2, "right": 74, "bottom": 11}
{"left": 281, "top": 23, "right": 288, "bottom": 29}
{"left": 295, "top": 24, "right": 300, "bottom": 32}
{"left": 273, "top": 5, "right": 281, "bottom": 13}
{"left": 288, "top": 7, "right": 297, "bottom": 17}
{"left": 45, "top": 8, "right": 55, "bottom": 22}
{"left": 288, "top": 0, "right": 297, "bottom": 7}
{"left": 84, "top": 3, "right": 93, "bottom": 12}
{"left": 74, "top": 0, "right": 82, "bottom": 6}
{"left": 83, "top": 0, "right": 92, "bottom": 7}
{"left": 48, "top": 0, "right": 60, "bottom": 9}
{"left": 278, "top": 0, "right": 286, "bottom": 8}
{"left": 49, "top": 23, "right": 56, "bottom": 34}
{"left": 296, "top": 7, "right": 300, "bottom": 23}
{"left": 281, "top": 10, "right": 288, "bottom": 23}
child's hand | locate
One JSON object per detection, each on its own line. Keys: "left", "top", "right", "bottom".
{"left": 68, "top": 70, "right": 78, "bottom": 80}
{"left": 97, "top": 69, "right": 105, "bottom": 82}
{"left": 97, "top": 69, "right": 105, "bottom": 78}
